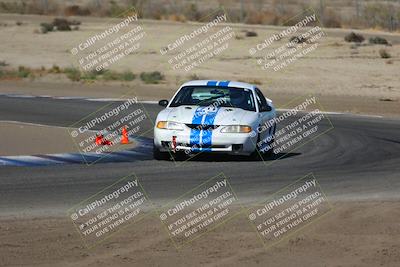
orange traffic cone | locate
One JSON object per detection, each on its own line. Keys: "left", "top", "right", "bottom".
{"left": 120, "top": 126, "right": 130, "bottom": 144}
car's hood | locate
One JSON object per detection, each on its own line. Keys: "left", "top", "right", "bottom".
{"left": 158, "top": 106, "right": 257, "bottom": 125}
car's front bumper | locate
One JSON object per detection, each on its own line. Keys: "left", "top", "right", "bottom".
{"left": 154, "top": 127, "right": 257, "bottom": 155}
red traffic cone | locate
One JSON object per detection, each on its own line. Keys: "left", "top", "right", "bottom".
{"left": 102, "top": 139, "right": 112, "bottom": 146}
{"left": 95, "top": 134, "right": 103, "bottom": 145}
{"left": 120, "top": 126, "right": 130, "bottom": 144}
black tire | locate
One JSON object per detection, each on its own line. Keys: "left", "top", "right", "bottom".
{"left": 249, "top": 134, "right": 274, "bottom": 160}
{"left": 263, "top": 138, "right": 274, "bottom": 158}
{"left": 153, "top": 145, "right": 169, "bottom": 160}
{"left": 249, "top": 134, "right": 263, "bottom": 160}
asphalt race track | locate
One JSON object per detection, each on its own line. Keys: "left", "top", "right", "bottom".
{"left": 0, "top": 95, "right": 400, "bottom": 216}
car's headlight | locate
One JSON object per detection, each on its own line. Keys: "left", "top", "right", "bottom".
{"left": 220, "top": 125, "right": 252, "bottom": 133}
{"left": 156, "top": 121, "right": 184, "bottom": 131}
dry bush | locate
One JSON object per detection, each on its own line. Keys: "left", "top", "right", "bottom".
{"left": 245, "top": 30, "right": 258, "bottom": 37}
{"left": 53, "top": 18, "right": 72, "bottom": 31}
{"left": 40, "top": 22, "right": 53, "bottom": 33}
{"left": 344, "top": 32, "right": 365, "bottom": 43}
{"left": 290, "top": 35, "right": 308, "bottom": 44}
{"left": 369, "top": 36, "right": 389, "bottom": 45}
{"left": 379, "top": 49, "right": 391, "bottom": 58}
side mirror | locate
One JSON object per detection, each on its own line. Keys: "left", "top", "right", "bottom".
{"left": 158, "top": 99, "right": 169, "bottom": 107}
{"left": 261, "top": 105, "right": 272, "bottom": 112}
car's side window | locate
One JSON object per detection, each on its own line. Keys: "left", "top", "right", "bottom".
{"left": 255, "top": 88, "right": 270, "bottom": 112}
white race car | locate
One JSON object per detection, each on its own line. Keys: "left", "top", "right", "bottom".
{"left": 153, "top": 80, "right": 276, "bottom": 159}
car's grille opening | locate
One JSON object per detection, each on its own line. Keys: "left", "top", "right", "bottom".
{"left": 179, "top": 143, "right": 227, "bottom": 149}
{"left": 185, "top": 124, "right": 219, "bottom": 130}
{"left": 232, "top": 144, "right": 243, "bottom": 152}
{"left": 161, "top": 141, "right": 171, "bottom": 148}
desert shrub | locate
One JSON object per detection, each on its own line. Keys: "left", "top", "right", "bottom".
{"left": 17, "top": 66, "right": 31, "bottom": 78}
{"left": 40, "top": 22, "right": 54, "bottom": 33}
{"left": 344, "top": 32, "right": 364, "bottom": 43}
{"left": 140, "top": 71, "right": 164, "bottom": 84}
{"left": 16, "top": 21, "right": 23, "bottom": 26}
{"left": 69, "top": 19, "right": 81, "bottom": 25}
{"left": 369, "top": 36, "right": 389, "bottom": 45}
{"left": 0, "top": 69, "right": 17, "bottom": 79}
{"left": 64, "top": 67, "right": 81, "bottom": 81}
{"left": 102, "top": 70, "right": 120, "bottom": 80}
{"left": 379, "top": 98, "right": 396, "bottom": 102}
{"left": 0, "top": 60, "right": 8, "bottom": 67}
{"left": 49, "top": 64, "right": 61, "bottom": 73}
{"left": 379, "top": 49, "right": 391, "bottom": 59}
{"left": 245, "top": 31, "right": 258, "bottom": 37}
{"left": 53, "top": 18, "right": 71, "bottom": 31}
{"left": 121, "top": 71, "right": 136, "bottom": 81}
{"left": 289, "top": 35, "right": 307, "bottom": 44}
{"left": 81, "top": 70, "right": 99, "bottom": 80}
{"left": 57, "top": 23, "right": 70, "bottom": 31}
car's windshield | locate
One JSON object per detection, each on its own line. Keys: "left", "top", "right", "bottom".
{"left": 169, "top": 86, "right": 256, "bottom": 111}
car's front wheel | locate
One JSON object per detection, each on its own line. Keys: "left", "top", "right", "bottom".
{"left": 250, "top": 134, "right": 274, "bottom": 160}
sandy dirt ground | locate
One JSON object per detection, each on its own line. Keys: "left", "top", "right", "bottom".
{"left": 0, "top": 121, "right": 77, "bottom": 156}
{"left": 0, "top": 202, "right": 399, "bottom": 267}
{"left": 1, "top": 14, "right": 400, "bottom": 267}
{"left": 0, "top": 121, "right": 138, "bottom": 156}
{"left": 0, "top": 81, "right": 399, "bottom": 117}
{"left": 0, "top": 14, "right": 399, "bottom": 117}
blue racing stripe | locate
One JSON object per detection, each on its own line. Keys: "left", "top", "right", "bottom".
{"left": 189, "top": 107, "right": 205, "bottom": 146}
{"left": 218, "top": 80, "right": 230, "bottom": 87}
{"left": 202, "top": 107, "right": 220, "bottom": 147}
{"left": 206, "top": 81, "right": 218, "bottom": 86}
{"left": 189, "top": 106, "right": 220, "bottom": 149}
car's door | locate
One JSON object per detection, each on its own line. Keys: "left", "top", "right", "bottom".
{"left": 255, "top": 88, "right": 274, "bottom": 150}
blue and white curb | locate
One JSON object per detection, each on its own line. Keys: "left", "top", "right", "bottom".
{"left": 0, "top": 137, "right": 153, "bottom": 167}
